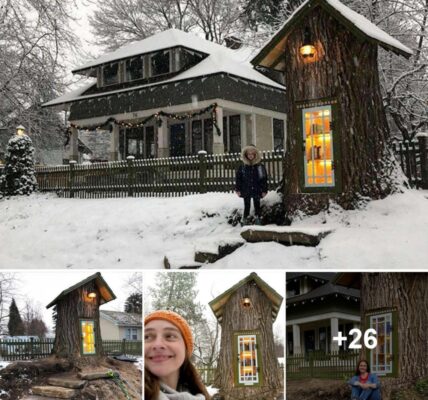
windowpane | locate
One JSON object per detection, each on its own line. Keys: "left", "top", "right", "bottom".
{"left": 303, "top": 105, "right": 334, "bottom": 187}
{"left": 145, "top": 126, "right": 155, "bottom": 158}
{"left": 81, "top": 320, "right": 96, "bottom": 355}
{"left": 370, "top": 313, "right": 393, "bottom": 375}
{"left": 126, "top": 57, "right": 143, "bottom": 81}
{"left": 204, "top": 119, "right": 213, "bottom": 154}
{"left": 273, "top": 118, "right": 284, "bottom": 150}
{"left": 103, "top": 64, "right": 119, "bottom": 86}
{"left": 229, "top": 115, "right": 241, "bottom": 153}
{"left": 192, "top": 120, "right": 202, "bottom": 154}
{"left": 151, "top": 51, "right": 170, "bottom": 76}
{"left": 237, "top": 334, "right": 259, "bottom": 384}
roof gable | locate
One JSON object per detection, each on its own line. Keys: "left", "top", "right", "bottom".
{"left": 46, "top": 272, "right": 116, "bottom": 308}
{"left": 252, "top": 0, "right": 413, "bottom": 69}
{"left": 100, "top": 310, "right": 142, "bottom": 326}
{"left": 209, "top": 272, "right": 283, "bottom": 323}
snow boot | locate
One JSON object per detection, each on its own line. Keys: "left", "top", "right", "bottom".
{"left": 254, "top": 217, "right": 262, "bottom": 226}
{"left": 241, "top": 217, "right": 248, "bottom": 226}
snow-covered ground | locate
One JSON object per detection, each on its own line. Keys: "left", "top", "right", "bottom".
{"left": 0, "top": 189, "right": 427, "bottom": 269}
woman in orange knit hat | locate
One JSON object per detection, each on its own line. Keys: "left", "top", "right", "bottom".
{"left": 144, "top": 310, "right": 210, "bottom": 400}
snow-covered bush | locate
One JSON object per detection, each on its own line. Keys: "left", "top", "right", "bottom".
{"left": 2, "top": 135, "right": 37, "bottom": 196}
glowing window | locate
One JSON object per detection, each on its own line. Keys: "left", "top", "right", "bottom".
{"left": 81, "top": 320, "right": 96, "bottom": 355}
{"left": 302, "top": 105, "right": 334, "bottom": 187}
{"left": 237, "top": 334, "right": 259, "bottom": 385}
{"left": 370, "top": 313, "right": 393, "bottom": 375}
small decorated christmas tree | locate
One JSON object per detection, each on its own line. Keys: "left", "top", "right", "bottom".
{"left": 2, "top": 134, "right": 37, "bottom": 195}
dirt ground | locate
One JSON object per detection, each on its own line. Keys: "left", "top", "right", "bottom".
{"left": 0, "top": 356, "right": 142, "bottom": 400}
{"left": 286, "top": 378, "right": 427, "bottom": 400}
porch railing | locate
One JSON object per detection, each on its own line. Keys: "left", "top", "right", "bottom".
{"left": 0, "top": 338, "right": 142, "bottom": 361}
{"left": 35, "top": 150, "right": 284, "bottom": 198}
{"left": 286, "top": 350, "right": 359, "bottom": 380}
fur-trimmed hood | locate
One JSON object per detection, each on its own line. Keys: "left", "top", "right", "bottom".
{"left": 241, "top": 145, "right": 262, "bottom": 166}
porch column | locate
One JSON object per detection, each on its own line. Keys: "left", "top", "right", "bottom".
{"left": 109, "top": 124, "right": 119, "bottom": 161}
{"left": 251, "top": 113, "right": 257, "bottom": 145}
{"left": 69, "top": 126, "right": 78, "bottom": 162}
{"left": 213, "top": 105, "right": 224, "bottom": 154}
{"left": 292, "top": 324, "right": 301, "bottom": 355}
{"left": 240, "top": 114, "right": 247, "bottom": 149}
{"left": 330, "top": 317, "right": 339, "bottom": 352}
{"left": 157, "top": 117, "right": 169, "bottom": 158}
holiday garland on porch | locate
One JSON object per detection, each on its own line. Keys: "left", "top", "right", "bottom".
{"left": 68, "top": 103, "right": 221, "bottom": 138}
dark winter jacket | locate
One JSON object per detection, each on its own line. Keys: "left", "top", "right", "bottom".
{"left": 235, "top": 145, "right": 268, "bottom": 198}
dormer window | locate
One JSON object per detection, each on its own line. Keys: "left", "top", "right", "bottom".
{"left": 180, "top": 49, "right": 203, "bottom": 70}
{"left": 126, "top": 57, "right": 144, "bottom": 81}
{"left": 151, "top": 50, "right": 170, "bottom": 76}
{"left": 103, "top": 63, "right": 119, "bottom": 86}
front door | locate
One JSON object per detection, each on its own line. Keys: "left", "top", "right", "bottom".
{"left": 304, "top": 329, "right": 315, "bottom": 354}
{"left": 81, "top": 320, "right": 96, "bottom": 355}
{"left": 170, "top": 123, "right": 186, "bottom": 157}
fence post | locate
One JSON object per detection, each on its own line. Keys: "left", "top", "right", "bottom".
{"left": 198, "top": 151, "right": 207, "bottom": 194}
{"left": 127, "top": 156, "right": 135, "bottom": 197}
{"left": 69, "top": 160, "right": 76, "bottom": 198}
{"left": 416, "top": 132, "right": 428, "bottom": 189}
{"left": 30, "top": 337, "right": 34, "bottom": 358}
{"left": 122, "top": 338, "right": 126, "bottom": 354}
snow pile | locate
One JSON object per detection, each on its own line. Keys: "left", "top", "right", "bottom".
{"left": 0, "top": 190, "right": 427, "bottom": 269}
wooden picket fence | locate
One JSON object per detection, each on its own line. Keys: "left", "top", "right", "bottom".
{"left": 0, "top": 338, "right": 142, "bottom": 361}
{"left": 35, "top": 150, "right": 285, "bottom": 198}
{"left": 392, "top": 137, "right": 428, "bottom": 189}
{"left": 286, "top": 350, "right": 359, "bottom": 380}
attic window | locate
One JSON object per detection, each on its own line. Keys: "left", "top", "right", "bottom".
{"left": 126, "top": 57, "right": 144, "bottom": 81}
{"left": 180, "top": 49, "right": 203, "bottom": 70}
{"left": 151, "top": 51, "right": 170, "bottom": 76}
{"left": 103, "top": 63, "right": 119, "bottom": 86}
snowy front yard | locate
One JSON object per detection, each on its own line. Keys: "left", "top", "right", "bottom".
{"left": 0, "top": 190, "right": 427, "bottom": 269}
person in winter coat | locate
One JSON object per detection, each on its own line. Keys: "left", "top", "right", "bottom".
{"left": 235, "top": 145, "right": 268, "bottom": 225}
{"left": 348, "top": 360, "right": 381, "bottom": 400}
{"left": 145, "top": 310, "right": 210, "bottom": 400}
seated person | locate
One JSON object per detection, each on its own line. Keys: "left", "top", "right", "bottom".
{"left": 348, "top": 360, "right": 381, "bottom": 400}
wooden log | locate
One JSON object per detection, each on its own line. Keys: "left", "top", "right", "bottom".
{"left": 47, "top": 378, "right": 86, "bottom": 389}
{"left": 77, "top": 370, "right": 119, "bottom": 380}
{"left": 31, "top": 386, "right": 78, "bottom": 399}
{"left": 240, "top": 226, "right": 332, "bottom": 246}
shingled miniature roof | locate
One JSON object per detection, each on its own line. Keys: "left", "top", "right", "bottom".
{"left": 46, "top": 272, "right": 116, "bottom": 308}
{"left": 252, "top": 0, "right": 413, "bottom": 70}
{"left": 209, "top": 272, "right": 283, "bottom": 323}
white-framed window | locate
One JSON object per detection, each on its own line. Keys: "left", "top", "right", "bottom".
{"left": 237, "top": 334, "right": 259, "bottom": 385}
{"left": 125, "top": 57, "right": 144, "bottom": 81}
{"left": 302, "top": 105, "right": 335, "bottom": 187}
{"left": 273, "top": 118, "right": 285, "bottom": 150}
{"left": 150, "top": 50, "right": 170, "bottom": 77}
{"left": 222, "top": 115, "right": 241, "bottom": 153}
{"left": 102, "top": 63, "right": 119, "bottom": 86}
{"left": 125, "top": 328, "right": 138, "bottom": 340}
{"left": 369, "top": 312, "right": 394, "bottom": 375}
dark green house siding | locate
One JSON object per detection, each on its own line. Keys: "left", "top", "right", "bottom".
{"left": 69, "top": 73, "right": 286, "bottom": 121}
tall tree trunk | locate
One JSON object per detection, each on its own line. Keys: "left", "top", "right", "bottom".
{"left": 360, "top": 273, "right": 428, "bottom": 383}
{"left": 283, "top": 7, "right": 401, "bottom": 217}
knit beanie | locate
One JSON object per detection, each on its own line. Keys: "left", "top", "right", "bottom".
{"left": 145, "top": 310, "right": 194, "bottom": 357}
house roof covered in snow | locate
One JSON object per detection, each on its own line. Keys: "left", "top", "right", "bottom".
{"left": 44, "top": 29, "right": 285, "bottom": 108}
{"left": 46, "top": 272, "right": 116, "bottom": 308}
{"left": 209, "top": 272, "right": 283, "bottom": 323}
{"left": 100, "top": 310, "right": 142, "bottom": 327}
{"left": 252, "top": 0, "right": 413, "bottom": 70}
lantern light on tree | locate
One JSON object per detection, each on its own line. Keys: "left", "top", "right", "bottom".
{"left": 46, "top": 272, "right": 116, "bottom": 360}
{"left": 251, "top": 0, "right": 413, "bottom": 216}
{"left": 16, "top": 125, "right": 26, "bottom": 136}
{"left": 209, "top": 273, "right": 283, "bottom": 400}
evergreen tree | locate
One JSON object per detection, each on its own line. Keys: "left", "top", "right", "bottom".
{"left": 27, "top": 318, "right": 48, "bottom": 338}
{"left": 124, "top": 292, "right": 142, "bottom": 314}
{"left": 8, "top": 299, "right": 25, "bottom": 336}
{"left": 243, "top": 0, "right": 284, "bottom": 30}
{"left": 148, "top": 272, "right": 204, "bottom": 327}
{"left": 2, "top": 134, "right": 37, "bottom": 196}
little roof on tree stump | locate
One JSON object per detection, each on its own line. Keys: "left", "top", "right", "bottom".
{"left": 251, "top": 0, "right": 413, "bottom": 216}
{"left": 209, "top": 273, "right": 283, "bottom": 399}
{"left": 47, "top": 272, "right": 116, "bottom": 359}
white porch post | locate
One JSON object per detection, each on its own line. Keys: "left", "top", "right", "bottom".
{"left": 292, "top": 324, "right": 301, "bottom": 355}
{"left": 213, "top": 105, "right": 224, "bottom": 154}
{"left": 157, "top": 117, "right": 169, "bottom": 158}
{"left": 240, "top": 114, "right": 247, "bottom": 149}
{"left": 69, "top": 126, "right": 78, "bottom": 162}
{"left": 251, "top": 113, "right": 257, "bottom": 145}
{"left": 109, "top": 124, "right": 120, "bottom": 161}
{"left": 330, "top": 317, "right": 339, "bottom": 352}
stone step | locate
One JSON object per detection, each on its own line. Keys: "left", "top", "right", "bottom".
{"left": 47, "top": 377, "right": 86, "bottom": 389}
{"left": 22, "top": 396, "right": 60, "bottom": 400}
{"left": 241, "top": 226, "right": 333, "bottom": 246}
{"left": 31, "top": 386, "right": 78, "bottom": 399}
{"left": 78, "top": 370, "right": 119, "bottom": 380}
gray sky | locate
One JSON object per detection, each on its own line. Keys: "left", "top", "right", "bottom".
{"left": 9, "top": 270, "right": 141, "bottom": 333}
{"left": 143, "top": 270, "right": 286, "bottom": 340}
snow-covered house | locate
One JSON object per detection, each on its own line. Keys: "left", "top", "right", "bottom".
{"left": 286, "top": 273, "right": 360, "bottom": 355}
{"left": 44, "top": 29, "right": 286, "bottom": 162}
{"left": 99, "top": 310, "right": 142, "bottom": 341}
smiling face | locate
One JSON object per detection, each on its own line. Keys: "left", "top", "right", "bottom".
{"left": 358, "top": 361, "right": 368, "bottom": 375}
{"left": 145, "top": 319, "right": 186, "bottom": 389}
{"left": 246, "top": 150, "right": 257, "bottom": 161}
